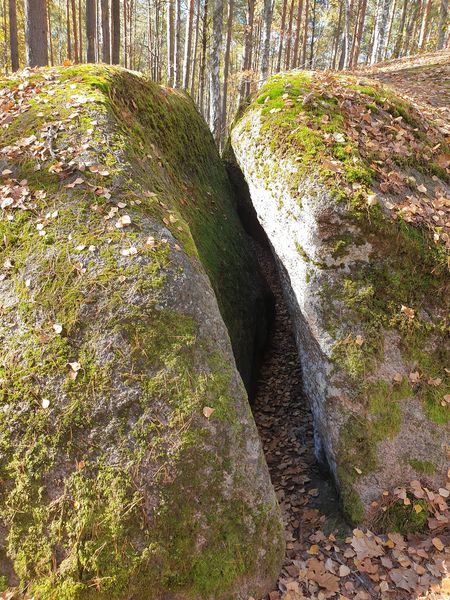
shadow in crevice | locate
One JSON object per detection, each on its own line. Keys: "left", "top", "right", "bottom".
{"left": 226, "top": 156, "right": 347, "bottom": 535}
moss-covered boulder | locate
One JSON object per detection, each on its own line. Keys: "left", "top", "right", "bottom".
{"left": 0, "top": 65, "right": 284, "bottom": 598}
{"left": 231, "top": 68, "right": 449, "bottom": 524}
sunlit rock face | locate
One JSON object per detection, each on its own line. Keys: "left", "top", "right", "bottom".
{"left": 231, "top": 69, "right": 449, "bottom": 524}
{"left": 0, "top": 65, "right": 284, "bottom": 599}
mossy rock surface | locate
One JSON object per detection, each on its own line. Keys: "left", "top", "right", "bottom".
{"left": 0, "top": 66, "right": 284, "bottom": 598}
{"left": 231, "top": 67, "right": 449, "bottom": 525}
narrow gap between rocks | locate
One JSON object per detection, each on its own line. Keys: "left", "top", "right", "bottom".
{"left": 227, "top": 161, "right": 350, "bottom": 585}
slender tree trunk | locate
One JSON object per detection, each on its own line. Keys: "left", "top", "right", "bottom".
{"left": 199, "top": 0, "right": 208, "bottom": 112}
{"left": 210, "top": 0, "right": 223, "bottom": 143}
{"left": 301, "top": 0, "right": 309, "bottom": 66}
{"left": 66, "top": 0, "right": 72, "bottom": 60}
{"left": 183, "top": 0, "right": 195, "bottom": 88}
{"left": 331, "top": 0, "right": 343, "bottom": 68}
{"left": 350, "top": 0, "right": 366, "bottom": 67}
{"left": 405, "top": 0, "right": 419, "bottom": 54}
{"left": 86, "top": 0, "right": 96, "bottom": 62}
{"left": 392, "top": 0, "right": 406, "bottom": 56}
{"left": 111, "top": 0, "right": 120, "bottom": 63}
{"left": 418, "top": 0, "right": 432, "bottom": 50}
{"left": 8, "top": 0, "right": 18, "bottom": 71}
{"left": 70, "top": 0, "right": 79, "bottom": 62}
{"left": 222, "top": 0, "right": 234, "bottom": 129}
{"left": 3, "top": 0, "right": 8, "bottom": 73}
{"left": 437, "top": 0, "right": 448, "bottom": 49}
{"left": 190, "top": 0, "right": 200, "bottom": 95}
{"left": 173, "top": 0, "right": 181, "bottom": 86}
{"left": 47, "top": 0, "right": 54, "bottom": 65}
{"left": 123, "top": 0, "right": 128, "bottom": 67}
{"left": 167, "top": 0, "right": 174, "bottom": 82}
{"left": 24, "top": 0, "right": 48, "bottom": 66}
{"left": 284, "top": 0, "right": 295, "bottom": 69}
{"left": 101, "top": 0, "right": 110, "bottom": 62}
{"left": 309, "top": 0, "right": 317, "bottom": 67}
{"left": 276, "top": 0, "right": 288, "bottom": 71}
{"left": 239, "top": 0, "right": 254, "bottom": 100}
{"left": 292, "top": 0, "right": 303, "bottom": 67}
{"left": 383, "top": 0, "right": 396, "bottom": 59}
{"left": 370, "top": 0, "right": 390, "bottom": 64}
{"left": 261, "top": 0, "right": 273, "bottom": 79}
{"left": 78, "top": 0, "right": 83, "bottom": 61}
{"left": 338, "top": 0, "right": 349, "bottom": 69}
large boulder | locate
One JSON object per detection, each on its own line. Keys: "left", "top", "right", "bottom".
{"left": 231, "top": 67, "right": 449, "bottom": 523}
{"left": 0, "top": 66, "right": 284, "bottom": 598}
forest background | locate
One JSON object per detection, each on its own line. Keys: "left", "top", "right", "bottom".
{"left": 0, "top": 0, "right": 449, "bottom": 143}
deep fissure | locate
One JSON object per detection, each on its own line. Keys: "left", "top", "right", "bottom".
{"left": 227, "top": 162, "right": 349, "bottom": 546}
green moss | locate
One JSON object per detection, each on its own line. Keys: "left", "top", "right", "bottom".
{"left": 377, "top": 498, "right": 429, "bottom": 534}
{"left": 337, "top": 415, "right": 376, "bottom": 524}
{"left": 408, "top": 458, "right": 436, "bottom": 475}
{"left": 0, "top": 66, "right": 281, "bottom": 598}
{"left": 366, "top": 378, "right": 412, "bottom": 442}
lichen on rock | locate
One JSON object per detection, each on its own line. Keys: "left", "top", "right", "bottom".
{"left": 0, "top": 65, "right": 284, "bottom": 598}
{"left": 231, "top": 66, "right": 449, "bottom": 525}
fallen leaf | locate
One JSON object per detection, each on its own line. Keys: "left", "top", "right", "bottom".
{"left": 203, "top": 406, "right": 214, "bottom": 419}
{"left": 339, "top": 564, "right": 351, "bottom": 577}
{"left": 432, "top": 537, "right": 444, "bottom": 551}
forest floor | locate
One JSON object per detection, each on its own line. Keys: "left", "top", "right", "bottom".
{"left": 251, "top": 243, "right": 450, "bottom": 600}
{"left": 357, "top": 49, "right": 450, "bottom": 136}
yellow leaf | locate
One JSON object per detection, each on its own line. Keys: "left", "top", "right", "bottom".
{"left": 432, "top": 537, "right": 444, "bottom": 551}
{"left": 202, "top": 406, "right": 214, "bottom": 419}
{"left": 413, "top": 503, "right": 423, "bottom": 514}
{"left": 308, "top": 544, "right": 319, "bottom": 555}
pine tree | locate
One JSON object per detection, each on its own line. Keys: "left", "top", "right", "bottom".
{"left": 24, "top": 0, "right": 49, "bottom": 67}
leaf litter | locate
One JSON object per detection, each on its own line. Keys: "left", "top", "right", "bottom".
{"left": 251, "top": 243, "right": 449, "bottom": 600}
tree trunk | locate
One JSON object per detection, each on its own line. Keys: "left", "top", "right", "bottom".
{"left": 383, "top": 0, "right": 396, "bottom": 59}
{"left": 222, "top": 0, "right": 234, "bottom": 129}
{"left": 78, "top": 0, "right": 83, "bottom": 61}
{"left": 111, "top": 0, "right": 120, "bottom": 63}
{"left": 48, "top": 0, "right": 54, "bottom": 65}
{"left": 292, "top": 0, "right": 303, "bottom": 67}
{"left": 338, "top": 0, "right": 349, "bottom": 69}
{"left": 331, "top": 0, "right": 343, "bottom": 68}
{"left": 182, "top": 0, "right": 195, "bottom": 88}
{"left": 24, "top": 0, "right": 48, "bottom": 67}
{"left": 350, "top": 0, "right": 367, "bottom": 67}
{"left": 173, "top": 0, "right": 181, "bottom": 86}
{"left": 8, "top": 0, "right": 18, "bottom": 71}
{"left": 239, "top": 0, "right": 254, "bottom": 101}
{"left": 67, "top": 0, "right": 72, "bottom": 60}
{"left": 190, "top": 0, "right": 200, "bottom": 95}
{"left": 167, "top": 0, "right": 174, "bottom": 83}
{"left": 210, "top": 0, "right": 223, "bottom": 143}
{"left": 370, "top": 0, "right": 390, "bottom": 64}
{"left": 301, "top": 0, "right": 309, "bottom": 66}
{"left": 284, "top": 0, "right": 295, "bottom": 69}
{"left": 276, "top": 0, "right": 288, "bottom": 71}
{"left": 86, "top": 0, "right": 97, "bottom": 62}
{"left": 101, "top": 0, "right": 110, "bottom": 62}
{"left": 418, "top": 0, "right": 432, "bottom": 50}
{"left": 309, "top": 0, "right": 317, "bottom": 67}
{"left": 392, "top": 0, "right": 407, "bottom": 57}
{"left": 405, "top": 0, "right": 419, "bottom": 55}
{"left": 437, "top": 0, "right": 448, "bottom": 49}
{"left": 70, "top": 0, "right": 79, "bottom": 62}
{"left": 199, "top": 0, "right": 208, "bottom": 111}
{"left": 261, "top": 0, "right": 273, "bottom": 79}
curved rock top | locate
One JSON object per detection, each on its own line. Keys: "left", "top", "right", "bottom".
{"left": 0, "top": 66, "right": 284, "bottom": 598}
{"left": 231, "top": 63, "right": 449, "bottom": 523}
